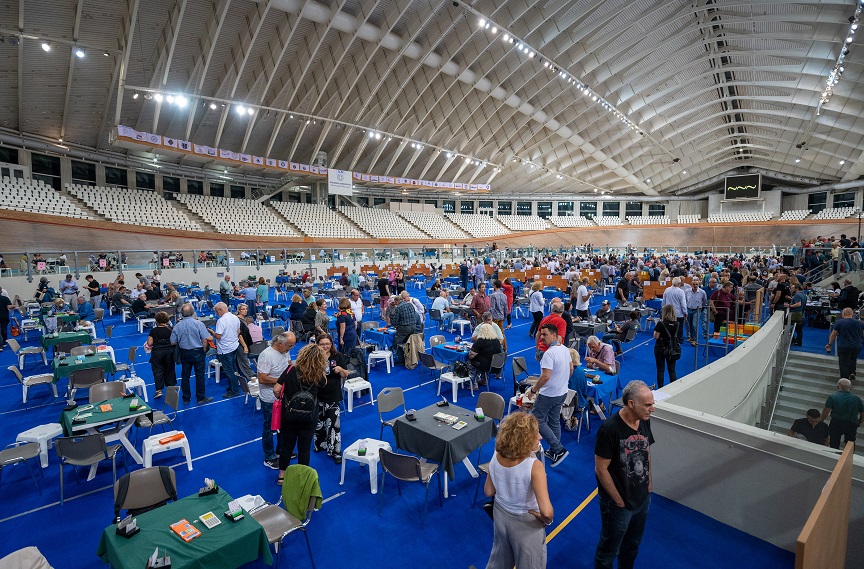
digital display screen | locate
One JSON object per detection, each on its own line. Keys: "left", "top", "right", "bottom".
{"left": 724, "top": 174, "right": 761, "bottom": 200}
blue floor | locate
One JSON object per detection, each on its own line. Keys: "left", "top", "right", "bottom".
{"left": 0, "top": 288, "right": 798, "bottom": 568}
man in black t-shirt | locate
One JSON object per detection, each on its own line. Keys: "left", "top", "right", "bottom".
{"left": 615, "top": 273, "right": 632, "bottom": 306}
{"left": 85, "top": 275, "right": 101, "bottom": 301}
{"left": 594, "top": 380, "right": 655, "bottom": 569}
{"left": 788, "top": 409, "right": 829, "bottom": 446}
{"left": 770, "top": 273, "right": 791, "bottom": 312}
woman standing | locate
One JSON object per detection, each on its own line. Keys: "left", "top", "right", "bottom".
{"left": 395, "top": 266, "right": 405, "bottom": 294}
{"left": 274, "top": 343, "right": 326, "bottom": 484}
{"left": 313, "top": 333, "right": 349, "bottom": 464}
{"left": 335, "top": 298, "right": 358, "bottom": 353}
{"left": 314, "top": 299, "right": 330, "bottom": 336}
{"left": 377, "top": 276, "right": 391, "bottom": 322}
{"left": 528, "top": 282, "right": 545, "bottom": 338}
{"left": 502, "top": 278, "right": 514, "bottom": 329}
{"left": 484, "top": 412, "right": 553, "bottom": 569}
{"left": 256, "top": 277, "right": 269, "bottom": 315}
{"left": 147, "top": 312, "right": 177, "bottom": 398}
{"left": 653, "top": 304, "right": 680, "bottom": 388}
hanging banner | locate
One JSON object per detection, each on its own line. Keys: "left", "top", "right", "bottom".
{"left": 328, "top": 169, "right": 354, "bottom": 196}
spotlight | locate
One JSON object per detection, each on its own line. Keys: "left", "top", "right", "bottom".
{"left": 154, "top": 93, "right": 163, "bottom": 102}
{"left": 375, "top": 132, "right": 381, "bottom": 140}
{"left": 176, "top": 96, "right": 188, "bottom": 108}
{"left": 840, "top": 160, "right": 846, "bottom": 165}
{"left": 74, "top": 47, "right": 85, "bottom": 58}
{"left": 795, "top": 159, "right": 800, "bottom": 163}
{"left": 236, "top": 104, "right": 246, "bottom": 114}
{"left": 247, "top": 107, "right": 254, "bottom": 115}
{"left": 209, "top": 103, "right": 217, "bottom": 110}
{"left": 479, "top": 18, "right": 485, "bottom": 26}
{"left": 41, "top": 42, "right": 51, "bottom": 52}
{"left": 166, "top": 95, "right": 174, "bottom": 103}
{"left": 103, "top": 51, "right": 109, "bottom": 56}
{"left": 683, "top": 170, "right": 687, "bottom": 174}
{"left": 491, "top": 27, "right": 497, "bottom": 33}
{"left": 132, "top": 92, "right": 139, "bottom": 100}
{"left": 503, "top": 34, "right": 509, "bottom": 41}
{"left": 368, "top": 131, "right": 375, "bottom": 138}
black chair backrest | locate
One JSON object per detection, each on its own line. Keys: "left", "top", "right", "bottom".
{"left": 56, "top": 340, "right": 83, "bottom": 354}
{"left": 70, "top": 366, "right": 105, "bottom": 388}
{"left": 113, "top": 466, "right": 177, "bottom": 520}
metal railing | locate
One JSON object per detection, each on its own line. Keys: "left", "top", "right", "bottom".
{"left": 760, "top": 316, "right": 794, "bottom": 430}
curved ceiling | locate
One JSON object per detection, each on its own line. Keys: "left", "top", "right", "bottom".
{"left": 2, "top": 0, "right": 863, "bottom": 197}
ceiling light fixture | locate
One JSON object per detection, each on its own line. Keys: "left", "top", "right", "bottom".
{"left": 818, "top": 2, "right": 862, "bottom": 114}
{"left": 132, "top": 92, "right": 139, "bottom": 100}
{"left": 176, "top": 96, "right": 188, "bottom": 108}
{"left": 74, "top": 47, "right": 85, "bottom": 58}
{"left": 246, "top": 107, "right": 254, "bottom": 115}
{"left": 235, "top": 104, "right": 245, "bottom": 115}
{"left": 209, "top": 103, "right": 217, "bottom": 110}
{"left": 154, "top": 93, "right": 163, "bottom": 102}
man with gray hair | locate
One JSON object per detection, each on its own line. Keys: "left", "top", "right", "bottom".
{"left": 594, "top": 380, "right": 655, "bottom": 569}
{"left": 170, "top": 303, "right": 213, "bottom": 405}
{"left": 821, "top": 378, "right": 864, "bottom": 449}
{"left": 257, "top": 332, "right": 297, "bottom": 469}
{"left": 206, "top": 302, "right": 242, "bottom": 398}
{"left": 661, "top": 277, "right": 687, "bottom": 342}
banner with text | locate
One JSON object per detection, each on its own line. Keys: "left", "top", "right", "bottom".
{"left": 327, "top": 169, "right": 354, "bottom": 196}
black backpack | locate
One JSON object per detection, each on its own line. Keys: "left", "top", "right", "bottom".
{"left": 284, "top": 381, "right": 319, "bottom": 425}
{"left": 347, "top": 347, "right": 368, "bottom": 382}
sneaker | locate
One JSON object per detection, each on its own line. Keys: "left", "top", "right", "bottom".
{"left": 263, "top": 458, "right": 279, "bottom": 470}
{"left": 543, "top": 449, "right": 556, "bottom": 462}
{"left": 550, "top": 449, "right": 569, "bottom": 467}
{"left": 197, "top": 397, "right": 214, "bottom": 404}
{"left": 154, "top": 390, "right": 162, "bottom": 398}
{"left": 221, "top": 391, "right": 238, "bottom": 399}
{"left": 182, "top": 399, "right": 191, "bottom": 405}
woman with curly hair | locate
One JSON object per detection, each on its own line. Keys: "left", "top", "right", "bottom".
{"left": 274, "top": 343, "right": 327, "bottom": 484}
{"left": 484, "top": 412, "right": 553, "bottom": 569}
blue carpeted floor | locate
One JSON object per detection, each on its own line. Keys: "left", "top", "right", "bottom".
{"left": 0, "top": 287, "right": 801, "bottom": 568}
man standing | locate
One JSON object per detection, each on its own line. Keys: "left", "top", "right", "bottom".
{"left": 825, "top": 308, "right": 864, "bottom": 380}
{"left": 473, "top": 260, "right": 486, "bottom": 291}
{"left": 85, "top": 274, "right": 101, "bottom": 303}
{"left": 526, "top": 324, "right": 572, "bottom": 467}
{"left": 219, "top": 274, "right": 232, "bottom": 305}
{"left": 348, "top": 289, "right": 364, "bottom": 331}
{"left": 470, "top": 283, "right": 491, "bottom": 324}
{"left": 684, "top": 281, "right": 707, "bottom": 345}
{"left": 257, "top": 332, "right": 296, "bottom": 469}
{"left": 59, "top": 274, "right": 79, "bottom": 310}
{"left": 770, "top": 273, "right": 791, "bottom": 312}
{"left": 837, "top": 278, "right": 860, "bottom": 312}
{"left": 821, "top": 378, "right": 864, "bottom": 449}
{"left": 489, "top": 280, "right": 508, "bottom": 351}
{"left": 535, "top": 302, "right": 567, "bottom": 361}
{"left": 459, "top": 259, "right": 469, "bottom": 291}
{"left": 788, "top": 408, "right": 829, "bottom": 446}
{"left": 594, "top": 380, "right": 655, "bottom": 569}
{"left": 207, "top": 302, "right": 242, "bottom": 398}
{"left": 661, "top": 277, "right": 687, "bottom": 342}
{"left": 170, "top": 303, "right": 214, "bottom": 405}
{"left": 786, "top": 282, "right": 807, "bottom": 346}
{"left": 574, "top": 277, "right": 593, "bottom": 319}
{"left": 389, "top": 295, "right": 417, "bottom": 363}
{"left": 616, "top": 273, "right": 633, "bottom": 306}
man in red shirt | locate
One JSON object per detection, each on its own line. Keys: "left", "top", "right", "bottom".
{"left": 470, "top": 282, "right": 490, "bottom": 324}
{"left": 535, "top": 300, "right": 567, "bottom": 360}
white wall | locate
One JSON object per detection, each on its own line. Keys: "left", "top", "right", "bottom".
{"left": 708, "top": 189, "right": 782, "bottom": 217}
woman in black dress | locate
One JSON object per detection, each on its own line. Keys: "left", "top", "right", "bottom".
{"left": 313, "top": 333, "right": 350, "bottom": 464}
{"left": 147, "top": 311, "right": 176, "bottom": 398}
{"left": 653, "top": 304, "right": 680, "bottom": 388}
{"left": 274, "top": 343, "right": 327, "bottom": 484}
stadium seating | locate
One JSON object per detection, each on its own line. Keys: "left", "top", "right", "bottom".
{"left": 778, "top": 209, "right": 811, "bottom": 221}
{"left": 626, "top": 215, "right": 670, "bottom": 225}
{"left": 548, "top": 215, "right": 594, "bottom": 228}
{"left": 676, "top": 214, "right": 701, "bottom": 224}
{"left": 338, "top": 206, "right": 430, "bottom": 239}
{"left": 707, "top": 212, "right": 772, "bottom": 223}
{"left": 397, "top": 211, "right": 470, "bottom": 239}
{"left": 273, "top": 203, "right": 368, "bottom": 239}
{"left": 67, "top": 184, "right": 200, "bottom": 231}
{"left": 176, "top": 194, "right": 301, "bottom": 236}
{"left": 496, "top": 215, "right": 550, "bottom": 232}
{"left": 593, "top": 216, "right": 624, "bottom": 226}
{"left": 813, "top": 207, "right": 855, "bottom": 220}
{"left": 0, "top": 177, "right": 94, "bottom": 219}
{"left": 445, "top": 213, "right": 511, "bottom": 238}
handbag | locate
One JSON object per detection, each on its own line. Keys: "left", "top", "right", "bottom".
{"left": 270, "top": 365, "right": 292, "bottom": 431}
{"left": 9, "top": 318, "right": 20, "bottom": 337}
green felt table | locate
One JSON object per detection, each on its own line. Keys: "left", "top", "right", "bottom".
{"left": 41, "top": 310, "right": 80, "bottom": 322}
{"left": 96, "top": 488, "right": 273, "bottom": 569}
{"left": 41, "top": 330, "right": 93, "bottom": 348}
{"left": 52, "top": 353, "right": 116, "bottom": 382}
{"left": 59, "top": 395, "right": 152, "bottom": 436}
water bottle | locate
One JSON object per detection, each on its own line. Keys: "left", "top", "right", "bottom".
{"left": 358, "top": 439, "right": 367, "bottom": 456}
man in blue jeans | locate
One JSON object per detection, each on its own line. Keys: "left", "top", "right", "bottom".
{"left": 256, "top": 332, "right": 296, "bottom": 469}
{"left": 594, "top": 380, "right": 656, "bottom": 569}
{"left": 207, "top": 302, "right": 242, "bottom": 398}
{"left": 170, "top": 303, "right": 214, "bottom": 405}
{"left": 525, "top": 324, "right": 573, "bottom": 467}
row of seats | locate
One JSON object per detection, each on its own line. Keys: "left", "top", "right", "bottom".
{"left": 778, "top": 209, "right": 811, "bottom": 221}
{"left": 67, "top": 184, "right": 201, "bottom": 232}
{"left": 707, "top": 212, "right": 772, "bottom": 223}
{"left": 813, "top": 207, "right": 855, "bottom": 220}
{"left": 627, "top": 215, "right": 670, "bottom": 225}
{"left": 594, "top": 216, "right": 624, "bottom": 226}
{"left": 548, "top": 215, "right": 594, "bottom": 228}
{"left": 0, "top": 180, "right": 94, "bottom": 219}
{"left": 676, "top": 214, "right": 701, "bottom": 224}
{"left": 176, "top": 194, "right": 301, "bottom": 236}
{"left": 338, "top": 206, "right": 429, "bottom": 239}
{"left": 445, "top": 213, "right": 511, "bottom": 238}
{"left": 397, "top": 211, "right": 469, "bottom": 239}
{"left": 496, "top": 215, "right": 550, "bottom": 231}
{"left": 272, "top": 203, "right": 368, "bottom": 239}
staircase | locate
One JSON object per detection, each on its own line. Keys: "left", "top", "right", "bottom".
{"left": 268, "top": 204, "right": 308, "bottom": 237}
{"left": 167, "top": 200, "right": 216, "bottom": 233}
{"left": 769, "top": 351, "right": 864, "bottom": 455}
{"left": 58, "top": 187, "right": 102, "bottom": 220}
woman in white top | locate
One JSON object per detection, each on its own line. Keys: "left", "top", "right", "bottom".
{"left": 528, "top": 282, "right": 546, "bottom": 338}
{"left": 485, "top": 412, "right": 553, "bottom": 569}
